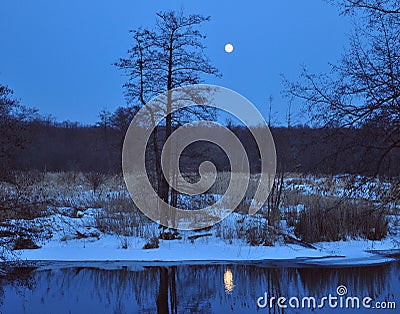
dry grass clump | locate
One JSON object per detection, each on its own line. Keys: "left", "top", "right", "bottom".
{"left": 294, "top": 196, "right": 389, "bottom": 242}
{"left": 215, "top": 215, "right": 278, "bottom": 246}
{"left": 143, "top": 236, "right": 159, "bottom": 249}
{"left": 0, "top": 171, "right": 51, "bottom": 220}
{"left": 94, "top": 192, "right": 152, "bottom": 238}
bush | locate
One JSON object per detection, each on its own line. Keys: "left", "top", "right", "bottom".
{"left": 294, "top": 197, "right": 389, "bottom": 242}
{"left": 95, "top": 192, "right": 151, "bottom": 238}
{"left": 13, "top": 237, "right": 40, "bottom": 250}
{"left": 245, "top": 223, "right": 276, "bottom": 246}
{"left": 143, "top": 236, "right": 159, "bottom": 249}
{"left": 0, "top": 171, "right": 50, "bottom": 221}
{"left": 84, "top": 172, "right": 105, "bottom": 194}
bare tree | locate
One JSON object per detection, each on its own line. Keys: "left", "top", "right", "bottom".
{"left": 331, "top": 0, "right": 400, "bottom": 16}
{"left": 109, "top": 106, "right": 140, "bottom": 135}
{"left": 116, "top": 11, "right": 220, "bottom": 228}
{"left": 0, "top": 85, "right": 34, "bottom": 181}
{"left": 284, "top": 0, "right": 400, "bottom": 175}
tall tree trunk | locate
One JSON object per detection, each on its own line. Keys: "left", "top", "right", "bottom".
{"left": 160, "top": 38, "right": 175, "bottom": 228}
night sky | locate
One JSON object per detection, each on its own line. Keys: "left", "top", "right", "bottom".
{"left": 0, "top": 0, "right": 351, "bottom": 125}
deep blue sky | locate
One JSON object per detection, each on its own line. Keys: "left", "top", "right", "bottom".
{"left": 0, "top": 0, "right": 351, "bottom": 125}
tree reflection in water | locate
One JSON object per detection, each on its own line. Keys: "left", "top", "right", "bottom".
{"left": 0, "top": 261, "right": 398, "bottom": 313}
{"left": 156, "top": 266, "right": 177, "bottom": 314}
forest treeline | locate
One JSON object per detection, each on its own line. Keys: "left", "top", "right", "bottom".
{"left": 3, "top": 113, "right": 399, "bottom": 178}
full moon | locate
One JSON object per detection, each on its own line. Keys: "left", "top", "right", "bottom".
{"left": 224, "top": 43, "right": 234, "bottom": 53}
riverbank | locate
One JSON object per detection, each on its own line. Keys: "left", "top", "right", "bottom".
{"left": 2, "top": 173, "right": 399, "bottom": 267}
{"left": 14, "top": 232, "right": 397, "bottom": 266}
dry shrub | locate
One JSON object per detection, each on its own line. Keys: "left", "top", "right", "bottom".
{"left": 0, "top": 171, "right": 50, "bottom": 220}
{"left": 95, "top": 192, "right": 152, "bottom": 238}
{"left": 245, "top": 223, "right": 276, "bottom": 246}
{"left": 294, "top": 196, "right": 389, "bottom": 242}
{"left": 215, "top": 215, "right": 278, "bottom": 246}
{"left": 84, "top": 172, "right": 105, "bottom": 194}
{"left": 143, "top": 236, "right": 159, "bottom": 249}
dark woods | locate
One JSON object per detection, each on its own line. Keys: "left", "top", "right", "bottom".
{"left": 1, "top": 101, "right": 399, "bottom": 178}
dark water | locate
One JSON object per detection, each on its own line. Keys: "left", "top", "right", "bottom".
{"left": 0, "top": 260, "right": 398, "bottom": 314}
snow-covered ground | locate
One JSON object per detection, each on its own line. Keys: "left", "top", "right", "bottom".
{"left": 16, "top": 234, "right": 397, "bottom": 266}
{"left": 6, "top": 208, "right": 398, "bottom": 266}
